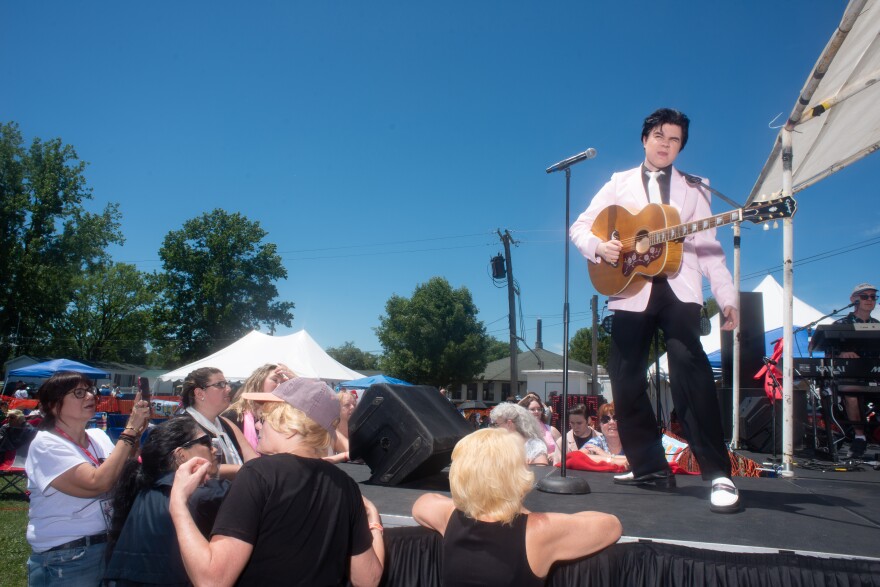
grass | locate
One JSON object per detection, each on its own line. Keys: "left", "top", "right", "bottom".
{"left": 0, "top": 478, "right": 30, "bottom": 587}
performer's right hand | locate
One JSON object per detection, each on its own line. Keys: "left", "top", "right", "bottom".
{"left": 597, "top": 240, "right": 622, "bottom": 264}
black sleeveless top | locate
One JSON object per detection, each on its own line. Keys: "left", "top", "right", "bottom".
{"left": 442, "top": 509, "right": 544, "bottom": 587}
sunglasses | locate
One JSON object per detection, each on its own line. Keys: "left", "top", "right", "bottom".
{"left": 203, "top": 380, "right": 231, "bottom": 390}
{"left": 600, "top": 415, "right": 617, "bottom": 424}
{"left": 179, "top": 434, "right": 213, "bottom": 450}
{"left": 67, "top": 387, "right": 97, "bottom": 399}
{"left": 858, "top": 294, "right": 877, "bottom": 301}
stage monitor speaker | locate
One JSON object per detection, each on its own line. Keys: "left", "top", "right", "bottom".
{"left": 349, "top": 383, "right": 471, "bottom": 486}
{"left": 738, "top": 390, "right": 808, "bottom": 453}
{"left": 721, "top": 291, "right": 766, "bottom": 390}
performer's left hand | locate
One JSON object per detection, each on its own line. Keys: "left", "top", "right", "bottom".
{"left": 720, "top": 306, "right": 739, "bottom": 331}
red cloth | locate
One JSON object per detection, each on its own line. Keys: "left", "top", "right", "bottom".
{"left": 554, "top": 450, "right": 628, "bottom": 473}
{"left": 754, "top": 337, "right": 783, "bottom": 400}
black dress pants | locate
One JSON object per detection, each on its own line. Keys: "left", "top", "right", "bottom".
{"left": 609, "top": 280, "right": 731, "bottom": 480}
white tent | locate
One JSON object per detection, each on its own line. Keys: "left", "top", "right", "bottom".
{"left": 157, "top": 329, "right": 364, "bottom": 387}
{"left": 745, "top": 0, "right": 880, "bottom": 472}
{"left": 653, "top": 274, "right": 833, "bottom": 377}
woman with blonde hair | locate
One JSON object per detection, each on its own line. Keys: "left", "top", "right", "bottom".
{"left": 324, "top": 389, "right": 356, "bottom": 463}
{"left": 170, "top": 377, "right": 385, "bottom": 587}
{"left": 413, "top": 428, "right": 622, "bottom": 586}
{"left": 223, "top": 363, "right": 295, "bottom": 451}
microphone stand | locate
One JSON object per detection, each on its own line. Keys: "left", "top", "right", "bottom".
{"left": 537, "top": 156, "right": 593, "bottom": 495}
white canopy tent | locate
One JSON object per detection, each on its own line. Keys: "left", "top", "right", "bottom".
{"left": 156, "top": 330, "right": 363, "bottom": 391}
{"left": 744, "top": 0, "right": 880, "bottom": 473}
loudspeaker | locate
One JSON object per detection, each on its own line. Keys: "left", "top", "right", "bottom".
{"left": 738, "top": 389, "right": 808, "bottom": 453}
{"left": 349, "top": 384, "right": 471, "bottom": 486}
{"left": 721, "top": 291, "right": 766, "bottom": 389}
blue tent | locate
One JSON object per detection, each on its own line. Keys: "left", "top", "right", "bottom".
{"left": 9, "top": 359, "right": 110, "bottom": 379}
{"left": 339, "top": 374, "right": 413, "bottom": 389}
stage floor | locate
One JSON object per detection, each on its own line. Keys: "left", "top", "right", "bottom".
{"left": 345, "top": 448, "right": 880, "bottom": 561}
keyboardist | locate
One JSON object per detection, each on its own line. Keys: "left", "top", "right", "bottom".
{"left": 832, "top": 282, "right": 878, "bottom": 458}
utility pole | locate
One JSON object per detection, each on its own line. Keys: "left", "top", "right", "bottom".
{"left": 591, "top": 295, "right": 598, "bottom": 394}
{"left": 497, "top": 229, "right": 518, "bottom": 399}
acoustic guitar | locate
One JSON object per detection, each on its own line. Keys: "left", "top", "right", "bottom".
{"left": 588, "top": 196, "right": 797, "bottom": 297}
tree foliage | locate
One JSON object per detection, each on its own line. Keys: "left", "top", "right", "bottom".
{"left": 486, "top": 337, "right": 512, "bottom": 362}
{"left": 326, "top": 341, "right": 380, "bottom": 372}
{"left": 569, "top": 326, "right": 611, "bottom": 367}
{"left": 376, "top": 277, "right": 489, "bottom": 387}
{"left": 0, "top": 122, "right": 122, "bottom": 366}
{"left": 152, "top": 209, "right": 294, "bottom": 364}
{"left": 47, "top": 263, "right": 154, "bottom": 363}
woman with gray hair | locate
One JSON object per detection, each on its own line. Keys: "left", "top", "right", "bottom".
{"left": 489, "top": 403, "right": 549, "bottom": 465}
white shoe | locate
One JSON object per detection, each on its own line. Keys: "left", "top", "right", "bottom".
{"left": 710, "top": 477, "right": 740, "bottom": 513}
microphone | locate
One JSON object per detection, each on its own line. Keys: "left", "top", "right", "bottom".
{"left": 546, "top": 148, "right": 597, "bottom": 174}
{"left": 700, "top": 303, "right": 711, "bottom": 336}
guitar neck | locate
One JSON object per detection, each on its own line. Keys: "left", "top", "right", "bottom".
{"left": 650, "top": 209, "right": 742, "bottom": 245}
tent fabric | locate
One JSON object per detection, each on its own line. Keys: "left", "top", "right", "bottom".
{"left": 655, "top": 275, "right": 833, "bottom": 375}
{"left": 748, "top": 0, "right": 880, "bottom": 203}
{"left": 339, "top": 375, "right": 413, "bottom": 388}
{"left": 157, "top": 330, "right": 364, "bottom": 383}
{"left": 9, "top": 358, "right": 110, "bottom": 379}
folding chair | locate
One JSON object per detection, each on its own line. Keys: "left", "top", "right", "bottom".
{"left": 0, "top": 444, "right": 29, "bottom": 499}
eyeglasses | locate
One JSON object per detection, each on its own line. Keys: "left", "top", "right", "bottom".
{"left": 600, "top": 415, "right": 617, "bottom": 424}
{"left": 203, "top": 381, "right": 230, "bottom": 390}
{"left": 858, "top": 294, "right": 877, "bottom": 301}
{"left": 179, "top": 434, "right": 213, "bottom": 450}
{"left": 67, "top": 387, "right": 97, "bottom": 399}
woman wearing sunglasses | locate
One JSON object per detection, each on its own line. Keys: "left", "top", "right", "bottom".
{"left": 25, "top": 371, "right": 152, "bottom": 586}
{"left": 581, "top": 403, "right": 629, "bottom": 469}
{"left": 104, "top": 417, "right": 228, "bottom": 586}
{"left": 179, "top": 367, "right": 258, "bottom": 479}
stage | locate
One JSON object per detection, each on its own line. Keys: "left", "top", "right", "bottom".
{"left": 343, "top": 447, "right": 880, "bottom": 586}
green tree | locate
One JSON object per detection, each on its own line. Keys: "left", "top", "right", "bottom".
{"left": 152, "top": 209, "right": 294, "bottom": 364}
{"left": 46, "top": 263, "right": 154, "bottom": 363}
{"left": 376, "top": 277, "right": 489, "bottom": 387}
{"left": 0, "top": 122, "right": 122, "bottom": 367}
{"left": 485, "top": 337, "right": 511, "bottom": 362}
{"left": 326, "top": 341, "right": 380, "bottom": 371}
{"left": 569, "top": 326, "right": 611, "bottom": 367}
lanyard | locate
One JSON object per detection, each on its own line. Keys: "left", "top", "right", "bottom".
{"left": 54, "top": 427, "right": 101, "bottom": 468}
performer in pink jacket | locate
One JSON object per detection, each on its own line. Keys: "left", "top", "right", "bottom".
{"left": 570, "top": 108, "right": 741, "bottom": 513}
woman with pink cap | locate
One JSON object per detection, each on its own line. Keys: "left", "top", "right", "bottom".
{"left": 170, "top": 377, "right": 385, "bottom": 587}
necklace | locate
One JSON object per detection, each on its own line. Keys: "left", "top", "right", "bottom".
{"left": 54, "top": 427, "right": 101, "bottom": 467}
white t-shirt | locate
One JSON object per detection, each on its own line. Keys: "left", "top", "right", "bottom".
{"left": 25, "top": 428, "right": 116, "bottom": 552}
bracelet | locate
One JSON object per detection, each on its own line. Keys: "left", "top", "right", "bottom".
{"left": 368, "top": 522, "right": 383, "bottom": 534}
{"left": 118, "top": 434, "right": 136, "bottom": 447}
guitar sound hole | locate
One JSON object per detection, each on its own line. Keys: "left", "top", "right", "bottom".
{"left": 634, "top": 231, "right": 650, "bottom": 254}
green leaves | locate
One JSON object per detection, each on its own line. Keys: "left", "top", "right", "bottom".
{"left": 376, "top": 277, "right": 489, "bottom": 387}
{"left": 152, "top": 208, "right": 294, "bottom": 364}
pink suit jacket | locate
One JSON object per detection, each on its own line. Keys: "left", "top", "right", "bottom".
{"left": 569, "top": 165, "right": 737, "bottom": 313}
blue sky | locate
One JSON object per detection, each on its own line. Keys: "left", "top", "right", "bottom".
{"left": 3, "top": 1, "right": 877, "bottom": 357}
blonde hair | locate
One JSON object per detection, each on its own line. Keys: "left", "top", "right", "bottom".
{"left": 450, "top": 429, "right": 534, "bottom": 524}
{"left": 263, "top": 403, "right": 331, "bottom": 454}
{"left": 227, "top": 364, "right": 278, "bottom": 418}
{"left": 5, "top": 409, "right": 26, "bottom": 426}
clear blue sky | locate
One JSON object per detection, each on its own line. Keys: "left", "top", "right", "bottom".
{"left": 3, "top": 1, "right": 878, "bottom": 357}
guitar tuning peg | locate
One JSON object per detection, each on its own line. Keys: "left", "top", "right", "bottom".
{"left": 773, "top": 220, "right": 779, "bottom": 229}
{"left": 763, "top": 223, "right": 770, "bottom": 231}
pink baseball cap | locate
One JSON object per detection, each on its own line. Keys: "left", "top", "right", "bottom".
{"left": 243, "top": 377, "right": 340, "bottom": 434}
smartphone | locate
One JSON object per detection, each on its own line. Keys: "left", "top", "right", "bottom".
{"left": 138, "top": 377, "right": 152, "bottom": 404}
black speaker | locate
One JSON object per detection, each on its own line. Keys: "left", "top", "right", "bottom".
{"left": 349, "top": 384, "right": 471, "bottom": 486}
{"left": 738, "top": 391, "right": 808, "bottom": 451}
{"left": 721, "top": 291, "right": 766, "bottom": 389}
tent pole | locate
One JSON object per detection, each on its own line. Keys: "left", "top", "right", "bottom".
{"left": 731, "top": 223, "right": 742, "bottom": 449}
{"left": 780, "top": 128, "right": 795, "bottom": 476}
